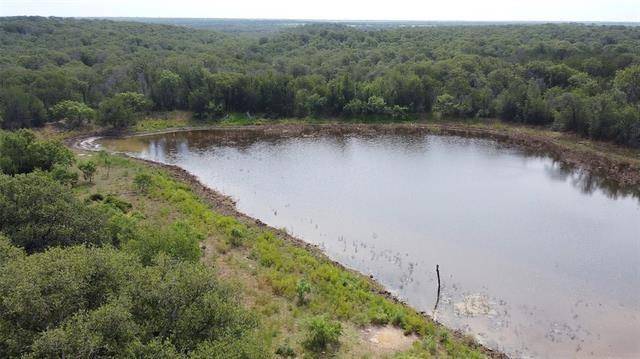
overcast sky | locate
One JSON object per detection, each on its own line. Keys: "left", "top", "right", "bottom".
{"left": 1, "top": 0, "right": 639, "bottom": 22}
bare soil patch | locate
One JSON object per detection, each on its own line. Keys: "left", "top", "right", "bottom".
{"left": 362, "top": 325, "right": 419, "bottom": 354}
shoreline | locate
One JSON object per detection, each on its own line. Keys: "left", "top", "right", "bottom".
{"left": 73, "top": 121, "right": 640, "bottom": 358}
{"left": 81, "top": 121, "right": 640, "bottom": 190}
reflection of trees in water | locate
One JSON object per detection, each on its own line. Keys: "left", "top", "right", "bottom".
{"left": 543, "top": 160, "right": 639, "bottom": 201}
{"left": 138, "top": 128, "right": 639, "bottom": 202}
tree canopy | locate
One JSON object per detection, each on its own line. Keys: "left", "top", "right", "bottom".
{"left": 0, "top": 129, "right": 73, "bottom": 175}
{"left": 1, "top": 17, "right": 639, "bottom": 146}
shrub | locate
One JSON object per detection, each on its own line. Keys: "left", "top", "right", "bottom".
{"left": 124, "top": 220, "right": 202, "bottom": 265}
{"left": 50, "top": 100, "right": 96, "bottom": 128}
{"left": 78, "top": 160, "right": 97, "bottom": 183}
{"left": 89, "top": 192, "right": 104, "bottom": 201}
{"left": 421, "top": 337, "right": 438, "bottom": 355}
{"left": 98, "top": 150, "right": 113, "bottom": 178}
{"left": 296, "top": 279, "right": 311, "bottom": 305}
{"left": 103, "top": 194, "right": 133, "bottom": 213}
{"left": 49, "top": 164, "right": 78, "bottom": 186}
{"left": 133, "top": 172, "right": 153, "bottom": 193}
{"left": 0, "top": 129, "right": 73, "bottom": 175}
{"left": 275, "top": 344, "right": 296, "bottom": 357}
{"left": 302, "top": 315, "right": 342, "bottom": 352}
{"left": 0, "top": 172, "right": 112, "bottom": 252}
{"left": 0, "top": 244, "right": 261, "bottom": 357}
{"left": 98, "top": 92, "right": 149, "bottom": 129}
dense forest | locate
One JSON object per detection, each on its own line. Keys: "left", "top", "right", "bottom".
{"left": 1, "top": 16, "right": 640, "bottom": 146}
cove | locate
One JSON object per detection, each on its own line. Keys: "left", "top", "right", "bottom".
{"left": 98, "top": 128, "right": 640, "bottom": 358}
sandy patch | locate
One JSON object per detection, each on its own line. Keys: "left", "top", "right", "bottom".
{"left": 362, "top": 325, "right": 418, "bottom": 354}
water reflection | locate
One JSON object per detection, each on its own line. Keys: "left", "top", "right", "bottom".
{"left": 99, "top": 129, "right": 640, "bottom": 358}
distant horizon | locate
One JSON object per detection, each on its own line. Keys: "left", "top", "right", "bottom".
{"left": 3, "top": 16, "right": 639, "bottom": 26}
{"left": 2, "top": 0, "right": 638, "bottom": 23}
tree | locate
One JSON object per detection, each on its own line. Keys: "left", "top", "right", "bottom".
{"left": 154, "top": 70, "right": 182, "bottom": 110}
{"left": 98, "top": 150, "right": 112, "bottom": 178}
{"left": 98, "top": 92, "right": 149, "bottom": 129}
{"left": 0, "top": 129, "right": 74, "bottom": 175}
{"left": 0, "top": 245, "right": 138, "bottom": 356}
{"left": 614, "top": 106, "right": 640, "bottom": 148}
{"left": 50, "top": 100, "right": 96, "bottom": 128}
{"left": 0, "top": 244, "right": 264, "bottom": 357}
{"left": 294, "top": 90, "right": 327, "bottom": 117}
{"left": 0, "top": 172, "right": 112, "bottom": 252}
{"left": 78, "top": 160, "right": 97, "bottom": 183}
{"left": 343, "top": 98, "right": 365, "bottom": 115}
{"left": 0, "top": 87, "right": 46, "bottom": 129}
{"left": 614, "top": 64, "right": 640, "bottom": 103}
{"left": 433, "top": 93, "right": 458, "bottom": 117}
{"left": 366, "top": 95, "right": 387, "bottom": 115}
{"left": 550, "top": 92, "right": 592, "bottom": 135}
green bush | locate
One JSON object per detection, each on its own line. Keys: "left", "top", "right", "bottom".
{"left": 302, "top": 315, "right": 342, "bottom": 353}
{"left": 78, "top": 160, "right": 97, "bottom": 183}
{"left": 0, "top": 172, "right": 112, "bottom": 252}
{"left": 275, "top": 344, "right": 296, "bottom": 357}
{"left": 98, "top": 92, "right": 149, "bottom": 129}
{"left": 0, "top": 245, "right": 136, "bottom": 356}
{"left": 0, "top": 235, "right": 24, "bottom": 266}
{"left": 48, "top": 164, "right": 78, "bottom": 186}
{"left": 296, "top": 279, "right": 311, "bottom": 305}
{"left": 103, "top": 193, "right": 133, "bottom": 213}
{"left": 50, "top": 100, "right": 96, "bottom": 128}
{"left": 124, "top": 220, "right": 202, "bottom": 265}
{"left": 0, "top": 129, "right": 73, "bottom": 175}
{"left": 133, "top": 172, "right": 153, "bottom": 193}
{"left": 0, "top": 244, "right": 261, "bottom": 357}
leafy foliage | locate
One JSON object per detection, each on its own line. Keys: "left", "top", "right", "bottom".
{"left": 50, "top": 100, "right": 95, "bottom": 128}
{"left": 98, "top": 92, "right": 149, "bottom": 129}
{"left": 133, "top": 172, "right": 153, "bottom": 193}
{"left": 0, "top": 172, "right": 112, "bottom": 252}
{"left": 296, "top": 278, "right": 311, "bottom": 305}
{"left": 0, "top": 245, "right": 262, "bottom": 358}
{"left": 124, "top": 220, "right": 203, "bottom": 265}
{"left": 1, "top": 17, "right": 639, "bottom": 145}
{"left": 0, "top": 129, "right": 73, "bottom": 175}
{"left": 78, "top": 160, "right": 97, "bottom": 182}
{"left": 303, "top": 315, "right": 342, "bottom": 352}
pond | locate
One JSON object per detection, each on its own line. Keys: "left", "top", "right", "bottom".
{"left": 98, "top": 129, "right": 640, "bottom": 358}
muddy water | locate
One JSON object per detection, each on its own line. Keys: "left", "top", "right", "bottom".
{"left": 99, "top": 129, "right": 640, "bottom": 358}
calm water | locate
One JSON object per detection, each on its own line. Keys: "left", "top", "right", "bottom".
{"left": 98, "top": 129, "right": 640, "bottom": 358}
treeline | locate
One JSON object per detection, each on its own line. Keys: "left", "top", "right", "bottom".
{"left": 1, "top": 17, "right": 640, "bottom": 146}
{"left": 0, "top": 129, "right": 266, "bottom": 357}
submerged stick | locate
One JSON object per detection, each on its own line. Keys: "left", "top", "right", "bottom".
{"left": 434, "top": 264, "right": 441, "bottom": 310}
